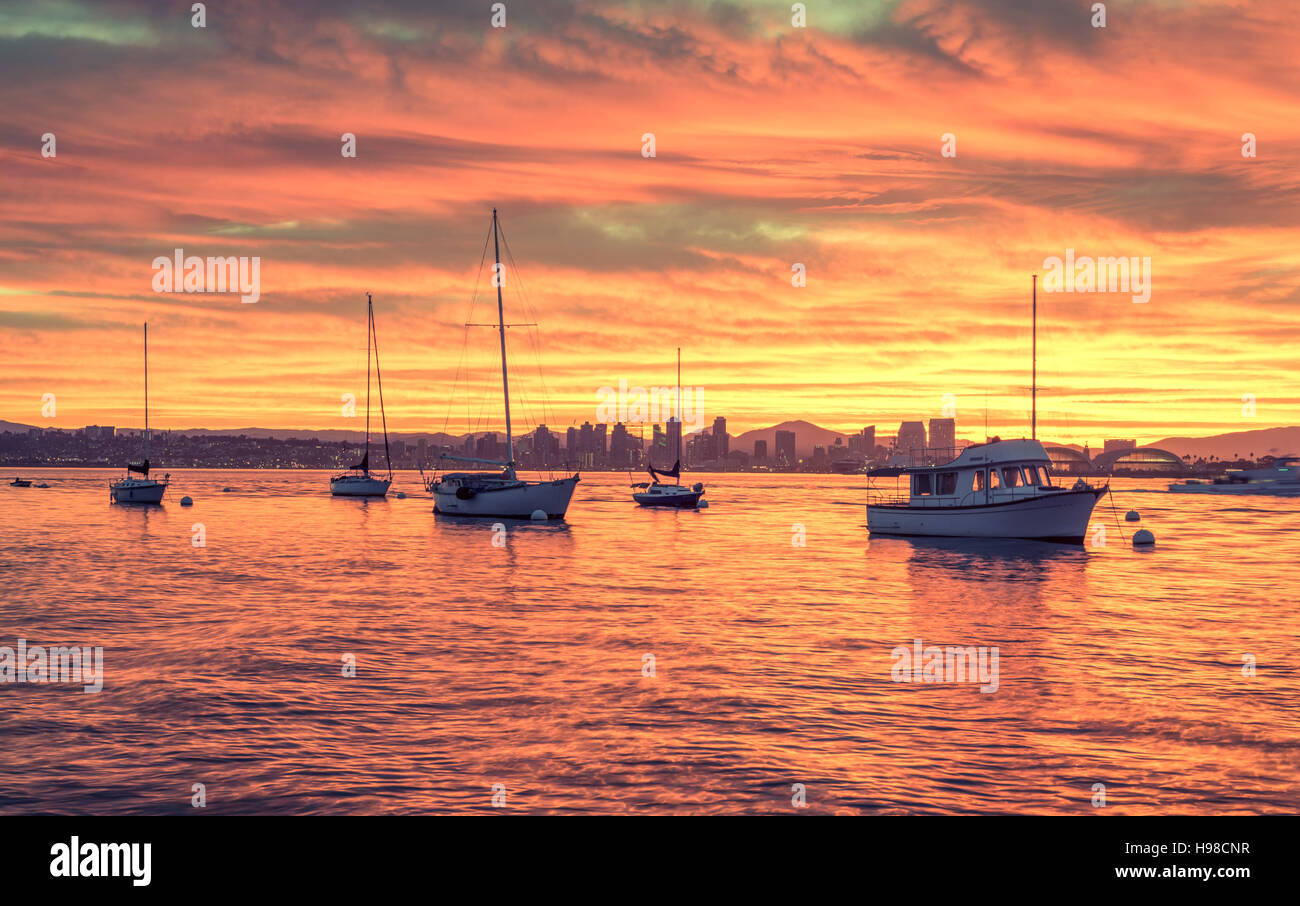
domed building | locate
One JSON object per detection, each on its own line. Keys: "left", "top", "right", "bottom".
{"left": 1091, "top": 447, "right": 1188, "bottom": 475}
{"left": 1045, "top": 446, "right": 1093, "bottom": 475}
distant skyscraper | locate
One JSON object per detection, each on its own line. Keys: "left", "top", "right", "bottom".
{"left": 929, "top": 418, "right": 955, "bottom": 452}
{"left": 666, "top": 417, "right": 682, "bottom": 463}
{"left": 862, "top": 426, "right": 875, "bottom": 451}
{"left": 897, "top": 421, "right": 927, "bottom": 456}
{"left": 774, "top": 429, "right": 796, "bottom": 468}
{"left": 610, "top": 422, "right": 631, "bottom": 467}
{"left": 753, "top": 439, "right": 767, "bottom": 463}
{"left": 712, "top": 417, "right": 728, "bottom": 456}
{"left": 566, "top": 426, "right": 578, "bottom": 458}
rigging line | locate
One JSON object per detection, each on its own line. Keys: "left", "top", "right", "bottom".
{"left": 498, "top": 223, "right": 557, "bottom": 432}
{"left": 440, "top": 221, "right": 493, "bottom": 440}
{"left": 370, "top": 296, "right": 393, "bottom": 479}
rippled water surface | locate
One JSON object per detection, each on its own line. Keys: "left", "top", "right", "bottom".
{"left": 1, "top": 470, "right": 1297, "bottom": 814}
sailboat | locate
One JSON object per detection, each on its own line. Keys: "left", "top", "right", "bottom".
{"left": 110, "top": 323, "right": 169, "bottom": 504}
{"left": 632, "top": 348, "right": 705, "bottom": 508}
{"left": 330, "top": 294, "right": 393, "bottom": 497}
{"left": 427, "top": 209, "right": 580, "bottom": 519}
{"left": 865, "top": 275, "right": 1106, "bottom": 542}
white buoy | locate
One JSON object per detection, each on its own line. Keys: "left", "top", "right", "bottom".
{"left": 697, "top": 499, "right": 710, "bottom": 508}
{"left": 531, "top": 509, "right": 547, "bottom": 520}
{"left": 1125, "top": 509, "right": 1140, "bottom": 521}
{"left": 180, "top": 496, "right": 193, "bottom": 506}
{"left": 1133, "top": 529, "right": 1155, "bottom": 546}
{"left": 395, "top": 491, "right": 406, "bottom": 499}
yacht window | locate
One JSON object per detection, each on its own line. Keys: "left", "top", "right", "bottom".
{"left": 1025, "top": 466, "right": 1041, "bottom": 486}
{"left": 938, "top": 472, "right": 957, "bottom": 495}
{"left": 913, "top": 473, "right": 932, "bottom": 495}
{"left": 988, "top": 469, "right": 1001, "bottom": 490}
{"left": 1041, "top": 468, "right": 1053, "bottom": 486}
{"left": 972, "top": 470, "right": 985, "bottom": 492}
{"left": 1001, "top": 467, "right": 1021, "bottom": 488}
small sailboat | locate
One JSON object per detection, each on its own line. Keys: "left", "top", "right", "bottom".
{"left": 10, "top": 478, "right": 31, "bottom": 487}
{"left": 632, "top": 348, "right": 705, "bottom": 508}
{"left": 331, "top": 294, "right": 393, "bottom": 497}
{"left": 866, "top": 276, "right": 1106, "bottom": 543}
{"left": 428, "top": 209, "right": 579, "bottom": 518}
{"left": 110, "top": 323, "right": 169, "bottom": 504}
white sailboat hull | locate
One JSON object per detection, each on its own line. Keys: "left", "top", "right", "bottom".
{"left": 110, "top": 478, "right": 167, "bottom": 504}
{"left": 867, "top": 488, "right": 1104, "bottom": 543}
{"left": 330, "top": 474, "right": 392, "bottom": 497}
{"left": 433, "top": 476, "right": 579, "bottom": 519}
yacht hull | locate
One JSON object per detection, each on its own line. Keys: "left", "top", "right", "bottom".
{"left": 330, "top": 475, "right": 392, "bottom": 497}
{"left": 633, "top": 488, "right": 703, "bottom": 508}
{"left": 110, "top": 479, "right": 167, "bottom": 504}
{"left": 433, "top": 476, "right": 579, "bottom": 519}
{"left": 867, "top": 488, "right": 1105, "bottom": 543}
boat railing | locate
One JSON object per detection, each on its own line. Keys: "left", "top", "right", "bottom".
{"left": 904, "top": 446, "right": 961, "bottom": 467}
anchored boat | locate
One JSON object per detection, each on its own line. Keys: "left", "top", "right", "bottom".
{"left": 330, "top": 293, "right": 393, "bottom": 498}
{"left": 427, "top": 209, "right": 579, "bottom": 519}
{"left": 1169, "top": 457, "right": 1300, "bottom": 495}
{"left": 632, "top": 348, "right": 705, "bottom": 509}
{"left": 867, "top": 439, "right": 1106, "bottom": 542}
{"left": 110, "top": 323, "right": 169, "bottom": 504}
{"left": 866, "top": 275, "right": 1106, "bottom": 543}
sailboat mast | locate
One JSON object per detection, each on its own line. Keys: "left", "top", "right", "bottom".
{"left": 143, "top": 322, "right": 149, "bottom": 461}
{"left": 1031, "top": 274, "right": 1037, "bottom": 440}
{"left": 493, "top": 209, "right": 515, "bottom": 470}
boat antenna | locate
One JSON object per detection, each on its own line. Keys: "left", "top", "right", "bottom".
{"left": 493, "top": 208, "right": 515, "bottom": 475}
{"left": 676, "top": 347, "right": 683, "bottom": 481}
{"left": 1031, "top": 273, "right": 1037, "bottom": 441}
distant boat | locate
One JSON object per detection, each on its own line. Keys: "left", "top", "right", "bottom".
{"left": 866, "top": 276, "right": 1106, "bottom": 543}
{"left": 1169, "top": 457, "right": 1300, "bottom": 495}
{"left": 10, "top": 478, "right": 31, "bottom": 487}
{"left": 330, "top": 294, "right": 392, "bottom": 498}
{"left": 632, "top": 348, "right": 705, "bottom": 508}
{"left": 427, "top": 209, "right": 579, "bottom": 518}
{"left": 110, "top": 323, "right": 169, "bottom": 504}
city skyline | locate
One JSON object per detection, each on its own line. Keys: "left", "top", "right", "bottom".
{"left": 2, "top": 2, "right": 1298, "bottom": 444}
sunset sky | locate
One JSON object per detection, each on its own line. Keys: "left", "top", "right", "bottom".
{"left": 1, "top": 0, "right": 1297, "bottom": 445}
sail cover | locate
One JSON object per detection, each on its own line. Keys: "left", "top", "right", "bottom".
{"left": 351, "top": 450, "right": 369, "bottom": 472}
{"left": 648, "top": 459, "right": 681, "bottom": 482}
{"left": 127, "top": 459, "right": 150, "bottom": 476}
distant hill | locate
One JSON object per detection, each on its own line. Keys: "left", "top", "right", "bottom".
{"left": 733, "top": 420, "right": 860, "bottom": 458}
{"left": 1148, "top": 426, "right": 1300, "bottom": 461}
